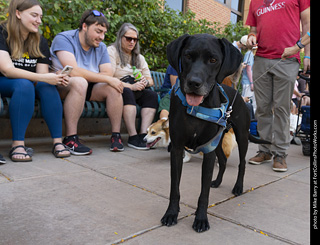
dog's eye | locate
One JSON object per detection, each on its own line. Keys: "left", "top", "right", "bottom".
{"left": 185, "top": 54, "right": 191, "bottom": 60}
{"left": 151, "top": 131, "right": 156, "bottom": 135}
{"left": 209, "top": 58, "right": 217, "bottom": 63}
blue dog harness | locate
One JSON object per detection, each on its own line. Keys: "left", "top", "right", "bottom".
{"left": 170, "top": 79, "right": 230, "bottom": 154}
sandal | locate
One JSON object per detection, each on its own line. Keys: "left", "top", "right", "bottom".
{"left": 0, "top": 153, "right": 6, "bottom": 164}
{"left": 52, "top": 143, "right": 70, "bottom": 158}
{"left": 9, "top": 145, "right": 33, "bottom": 162}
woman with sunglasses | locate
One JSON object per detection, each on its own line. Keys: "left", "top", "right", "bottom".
{"left": 0, "top": 0, "right": 70, "bottom": 162}
{"left": 108, "top": 23, "right": 158, "bottom": 150}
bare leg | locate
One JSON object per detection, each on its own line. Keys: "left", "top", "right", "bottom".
{"left": 90, "top": 83, "right": 123, "bottom": 133}
{"left": 140, "top": 108, "right": 156, "bottom": 134}
{"left": 59, "top": 77, "right": 88, "bottom": 136}
{"left": 123, "top": 105, "right": 138, "bottom": 136}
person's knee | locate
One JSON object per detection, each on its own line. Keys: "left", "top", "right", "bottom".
{"left": 37, "top": 83, "right": 62, "bottom": 108}
{"left": 122, "top": 87, "right": 136, "bottom": 106}
{"left": 68, "top": 77, "right": 88, "bottom": 96}
{"left": 122, "top": 87, "right": 133, "bottom": 97}
{"left": 36, "top": 82, "right": 59, "bottom": 97}
{"left": 105, "top": 85, "right": 122, "bottom": 99}
{"left": 146, "top": 90, "right": 158, "bottom": 102}
{"left": 13, "top": 79, "right": 35, "bottom": 98}
{"left": 91, "top": 83, "right": 123, "bottom": 102}
{"left": 140, "top": 90, "right": 158, "bottom": 109}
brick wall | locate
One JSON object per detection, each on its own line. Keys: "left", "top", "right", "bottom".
{"left": 186, "top": 0, "right": 231, "bottom": 27}
{"left": 243, "top": 0, "right": 251, "bottom": 26}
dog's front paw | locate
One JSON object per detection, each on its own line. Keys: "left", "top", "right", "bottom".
{"left": 161, "top": 211, "right": 178, "bottom": 227}
{"left": 232, "top": 184, "right": 243, "bottom": 196}
{"left": 211, "top": 179, "right": 222, "bottom": 188}
{"left": 192, "top": 216, "right": 210, "bottom": 232}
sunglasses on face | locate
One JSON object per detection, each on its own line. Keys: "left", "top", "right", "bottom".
{"left": 124, "top": 36, "right": 139, "bottom": 43}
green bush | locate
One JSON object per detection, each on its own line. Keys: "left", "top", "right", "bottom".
{"left": 223, "top": 21, "right": 249, "bottom": 45}
{"left": 0, "top": 0, "right": 249, "bottom": 71}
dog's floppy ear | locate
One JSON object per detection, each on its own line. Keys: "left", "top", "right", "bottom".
{"left": 216, "top": 38, "right": 243, "bottom": 84}
{"left": 166, "top": 34, "right": 190, "bottom": 75}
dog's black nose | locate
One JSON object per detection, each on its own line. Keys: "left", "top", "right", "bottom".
{"left": 187, "top": 77, "right": 202, "bottom": 89}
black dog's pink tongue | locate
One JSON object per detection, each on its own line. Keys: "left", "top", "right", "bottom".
{"left": 186, "top": 93, "right": 204, "bottom": 106}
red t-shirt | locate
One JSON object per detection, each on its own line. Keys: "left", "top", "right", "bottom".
{"left": 245, "top": 0, "right": 310, "bottom": 62}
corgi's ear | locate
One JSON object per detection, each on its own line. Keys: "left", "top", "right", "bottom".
{"left": 163, "top": 118, "right": 169, "bottom": 129}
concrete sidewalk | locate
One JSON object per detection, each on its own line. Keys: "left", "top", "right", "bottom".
{"left": 0, "top": 135, "right": 310, "bottom": 245}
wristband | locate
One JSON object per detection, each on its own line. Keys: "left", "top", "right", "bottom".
{"left": 296, "top": 39, "right": 305, "bottom": 49}
{"left": 307, "top": 31, "right": 310, "bottom": 37}
{"left": 248, "top": 33, "right": 256, "bottom": 39}
{"left": 304, "top": 56, "right": 311, "bottom": 59}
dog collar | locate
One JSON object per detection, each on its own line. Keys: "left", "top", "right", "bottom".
{"left": 169, "top": 78, "right": 229, "bottom": 154}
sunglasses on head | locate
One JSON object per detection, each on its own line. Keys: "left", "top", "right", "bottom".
{"left": 124, "top": 36, "right": 139, "bottom": 43}
{"left": 83, "top": 10, "right": 105, "bottom": 22}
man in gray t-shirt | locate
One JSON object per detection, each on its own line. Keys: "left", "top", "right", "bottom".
{"left": 51, "top": 29, "right": 110, "bottom": 74}
{"left": 50, "top": 10, "right": 124, "bottom": 154}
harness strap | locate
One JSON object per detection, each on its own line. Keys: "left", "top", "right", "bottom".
{"left": 185, "top": 126, "right": 225, "bottom": 155}
{"left": 169, "top": 78, "right": 229, "bottom": 154}
{"left": 170, "top": 79, "right": 229, "bottom": 128}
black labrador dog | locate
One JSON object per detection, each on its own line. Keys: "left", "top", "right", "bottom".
{"left": 161, "top": 34, "right": 266, "bottom": 233}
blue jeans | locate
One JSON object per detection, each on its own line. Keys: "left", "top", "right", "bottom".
{"left": 0, "top": 77, "right": 63, "bottom": 141}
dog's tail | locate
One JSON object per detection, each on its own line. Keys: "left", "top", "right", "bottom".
{"left": 249, "top": 134, "right": 271, "bottom": 144}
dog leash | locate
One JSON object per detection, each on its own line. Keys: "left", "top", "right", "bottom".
{"left": 226, "top": 55, "right": 283, "bottom": 122}
{"left": 252, "top": 59, "right": 283, "bottom": 83}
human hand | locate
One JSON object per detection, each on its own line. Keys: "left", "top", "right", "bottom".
{"left": 242, "top": 96, "right": 250, "bottom": 103}
{"left": 281, "top": 45, "right": 300, "bottom": 60}
{"left": 139, "top": 76, "right": 150, "bottom": 87}
{"left": 132, "top": 81, "right": 146, "bottom": 91}
{"left": 59, "top": 74, "right": 69, "bottom": 87}
{"left": 109, "top": 77, "right": 124, "bottom": 93}
{"left": 303, "top": 58, "right": 310, "bottom": 74}
{"left": 247, "top": 35, "right": 257, "bottom": 49}
{"left": 250, "top": 83, "right": 254, "bottom": 91}
{"left": 44, "top": 73, "right": 69, "bottom": 86}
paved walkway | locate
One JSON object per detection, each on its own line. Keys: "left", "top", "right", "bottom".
{"left": 0, "top": 135, "right": 310, "bottom": 245}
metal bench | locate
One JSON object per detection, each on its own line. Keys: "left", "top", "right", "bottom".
{"left": 0, "top": 71, "right": 166, "bottom": 119}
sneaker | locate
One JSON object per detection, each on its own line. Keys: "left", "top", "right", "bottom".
{"left": 110, "top": 133, "right": 124, "bottom": 152}
{"left": 248, "top": 151, "right": 272, "bottom": 165}
{"left": 63, "top": 135, "right": 92, "bottom": 156}
{"left": 272, "top": 154, "right": 288, "bottom": 172}
{"left": 0, "top": 153, "right": 6, "bottom": 164}
{"left": 128, "top": 135, "right": 149, "bottom": 150}
{"left": 139, "top": 133, "right": 147, "bottom": 143}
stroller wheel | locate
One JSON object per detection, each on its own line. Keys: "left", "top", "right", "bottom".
{"left": 291, "top": 136, "right": 302, "bottom": 145}
{"left": 302, "top": 140, "right": 310, "bottom": 156}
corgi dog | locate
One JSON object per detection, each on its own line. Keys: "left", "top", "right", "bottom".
{"left": 145, "top": 118, "right": 170, "bottom": 148}
{"left": 144, "top": 118, "right": 237, "bottom": 162}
